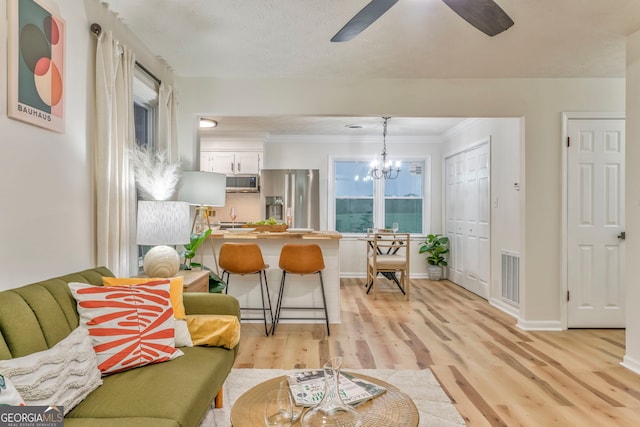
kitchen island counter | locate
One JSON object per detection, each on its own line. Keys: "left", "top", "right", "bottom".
{"left": 210, "top": 230, "right": 341, "bottom": 240}
{"left": 205, "top": 231, "right": 343, "bottom": 325}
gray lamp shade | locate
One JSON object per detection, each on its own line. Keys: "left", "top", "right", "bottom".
{"left": 177, "top": 171, "right": 226, "bottom": 206}
{"left": 136, "top": 200, "right": 191, "bottom": 245}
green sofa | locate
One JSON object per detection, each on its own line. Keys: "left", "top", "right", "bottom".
{"left": 0, "top": 267, "right": 240, "bottom": 427}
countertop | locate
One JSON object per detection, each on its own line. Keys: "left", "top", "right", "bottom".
{"left": 209, "top": 230, "right": 342, "bottom": 240}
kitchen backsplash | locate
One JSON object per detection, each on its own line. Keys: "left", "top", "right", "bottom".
{"left": 214, "top": 192, "right": 261, "bottom": 222}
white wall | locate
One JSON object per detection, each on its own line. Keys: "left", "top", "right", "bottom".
{"left": 623, "top": 29, "right": 640, "bottom": 373}
{"left": 0, "top": 1, "right": 95, "bottom": 288}
{"left": 443, "top": 118, "right": 522, "bottom": 313}
{"left": 176, "top": 76, "right": 625, "bottom": 328}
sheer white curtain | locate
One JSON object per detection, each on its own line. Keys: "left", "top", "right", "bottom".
{"left": 95, "top": 31, "right": 137, "bottom": 276}
{"left": 158, "top": 83, "right": 179, "bottom": 162}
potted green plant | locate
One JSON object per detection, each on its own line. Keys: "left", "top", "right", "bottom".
{"left": 418, "top": 234, "right": 450, "bottom": 281}
{"left": 180, "top": 229, "right": 226, "bottom": 293}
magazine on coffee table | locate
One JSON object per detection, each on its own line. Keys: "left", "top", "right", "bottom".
{"left": 286, "top": 370, "right": 386, "bottom": 407}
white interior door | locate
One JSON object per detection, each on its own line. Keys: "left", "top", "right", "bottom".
{"left": 446, "top": 153, "right": 465, "bottom": 285}
{"left": 445, "top": 141, "right": 490, "bottom": 298}
{"left": 567, "top": 119, "right": 625, "bottom": 328}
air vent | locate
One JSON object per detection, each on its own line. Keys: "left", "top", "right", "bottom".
{"left": 501, "top": 251, "right": 519, "bottom": 305}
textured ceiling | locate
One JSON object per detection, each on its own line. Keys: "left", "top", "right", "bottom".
{"left": 102, "top": 0, "right": 640, "bottom": 137}
{"left": 104, "top": 0, "right": 640, "bottom": 79}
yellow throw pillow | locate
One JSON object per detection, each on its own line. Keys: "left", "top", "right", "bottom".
{"left": 186, "top": 315, "right": 240, "bottom": 349}
{"left": 102, "top": 276, "right": 186, "bottom": 319}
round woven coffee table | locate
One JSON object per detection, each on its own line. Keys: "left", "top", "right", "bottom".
{"left": 230, "top": 372, "right": 419, "bottom": 426}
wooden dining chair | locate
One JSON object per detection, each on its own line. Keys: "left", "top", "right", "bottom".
{"left": 367, "top": 233, "right": 410, "bottom": 300}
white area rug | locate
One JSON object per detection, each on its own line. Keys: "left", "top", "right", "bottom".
{"left": 198, "top": 368, "right": 466, "bottom": 426}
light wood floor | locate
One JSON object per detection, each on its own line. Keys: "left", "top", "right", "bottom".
{"left": 233, "top": 278, "right": 640, "bottom": 426}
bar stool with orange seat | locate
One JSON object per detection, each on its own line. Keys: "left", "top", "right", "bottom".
{"left": 272, "top": 243, "right": 330, "bottom": 336}
{"left": 218, "top": 242, "right": 273, "bottom": 336}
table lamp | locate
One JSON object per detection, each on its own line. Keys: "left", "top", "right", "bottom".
{"left": 136, "top": 200, "right": 191, "bottom": 277}
{"left": 177, "top": 171, "right": 226, "bottom": 273}
{"left": 177, "top": 171, "right": 226, "bottom": 232}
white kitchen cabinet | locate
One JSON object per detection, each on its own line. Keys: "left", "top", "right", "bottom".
{"left": 200, "top": 151, "right": 234, "bottom": 174}
{"left": 234, "top": 152, "right": 261, "bottom": 174}
{"left": 200, "top": 151, "right": 261, "bottom": 175}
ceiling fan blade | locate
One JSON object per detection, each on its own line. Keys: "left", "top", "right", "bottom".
{"left": 441, "top": 0, "right": 514, "bottom": 36}
{"left": 331, "top": 0, "right": 399, "bottom": 42}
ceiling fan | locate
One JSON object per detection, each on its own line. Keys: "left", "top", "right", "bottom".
{"left": 331, "top": 0, "right": 514, "bottom": 42}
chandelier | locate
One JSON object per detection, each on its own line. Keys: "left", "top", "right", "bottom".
{"left": 370, "top": 117, "right": 401, "bottom": 180}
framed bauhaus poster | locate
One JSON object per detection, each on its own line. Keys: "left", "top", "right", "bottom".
{"left": 7, "top": 0, "right": 65, "bottom": 133}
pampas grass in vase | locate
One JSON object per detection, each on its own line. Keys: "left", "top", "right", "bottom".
{"left": 131, "top": 146, "right": 187, "bottom": 279}
{"left": 130, "top": 146, "right": 181, "bottom": 201}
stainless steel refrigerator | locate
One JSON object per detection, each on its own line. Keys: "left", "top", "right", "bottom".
{"left": 260, "top": 169, "right": 320, "bottom": 230}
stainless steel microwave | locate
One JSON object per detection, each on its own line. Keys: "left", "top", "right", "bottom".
{"left": 226, "top": 175, "right": 259, "bottom": 193}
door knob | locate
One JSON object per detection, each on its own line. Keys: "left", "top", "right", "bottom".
{"left": 618, "top": 231, "right": 626, "bottom": 240}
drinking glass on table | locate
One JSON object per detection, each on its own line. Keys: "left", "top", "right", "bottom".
{"left": 230, "top": 207, "right": 237, "bottom": 228}
{"left": 285, "top": 208, "right": 292, "bottom": 228}
{"left": 279, "top": 380, "right": 303, "bottom": 422}
{"left": 264, "top": 389, "right": 292, "bottom": 427}
{"left": 392, "top": 222, "right": 399, "bottom": 233}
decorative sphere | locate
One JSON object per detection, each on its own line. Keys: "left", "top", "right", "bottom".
{"left": 143, "top": 245, "right": 180, "bottom": 278}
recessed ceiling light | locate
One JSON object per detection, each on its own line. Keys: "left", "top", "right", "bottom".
{"left": 199, "top": 118, "right": 218, "bottom": 128}
{"left": 345, "top": 124, "right": 364, "bottom": 129}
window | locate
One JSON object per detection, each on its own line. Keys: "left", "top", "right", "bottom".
{"left": 133, "top": 65, "right": 158, "bottom": 149}
{"left": 335, "top": 161, "right": 373, "bottom": 233}
{"left": 334, "top": 160, "right": 425, "bottom": 234}
{"left": 133, "top": 65, "right": 159, "bottom": 265}
{"left": 134, "top": 103, "right": 153, "bottom": 148}
{"left": 383, "top": 162, "right": 424, "bottom": 234}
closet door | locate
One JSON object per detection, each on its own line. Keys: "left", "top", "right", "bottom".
{"left": 445, "top": 141, "right": 491, "bottom": 299}
{"left": 445, "top": 153, "right": 465, "bottom": 285}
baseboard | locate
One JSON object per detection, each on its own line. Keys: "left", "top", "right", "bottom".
{"left": 516, "top": 319, "right": 563, "bottom": 331}
{"left": 339, "top": 273, "right": 367, "bottom": 279}
{"left": 489, "top": 297, "right": 519, "bottom": 319}
{"left": 621, "top": 355, "right": 640, "bottom": 374}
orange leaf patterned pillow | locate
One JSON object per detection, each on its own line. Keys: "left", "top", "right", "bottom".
{"left": 68, "top": 281, "right": 183, "bottom": 375}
